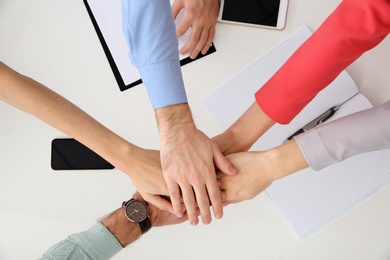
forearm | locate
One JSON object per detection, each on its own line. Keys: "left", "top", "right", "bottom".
{"left": 295, "top": 100, "right": 390, "bottom": 170}
{"left": 100, "top": 208, "right": 141, "bottom": 247}
{"left": 155, "top": 103, "right": 196, "bottom": 139}
{"left": 256, "top": 0, "right": 390, "bottom": 124}
{"left": 266, "top": 139, "right": 309, "bottom": 181}
{"left": 214, "top": 102, "right": 275, "bottom": 154}
{"left": 0, "top": 62, "right": 140, "bottom": 178}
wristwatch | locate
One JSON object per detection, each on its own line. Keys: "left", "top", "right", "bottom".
{"left": 122, "top": 199, "right": 151, "bottom": 234}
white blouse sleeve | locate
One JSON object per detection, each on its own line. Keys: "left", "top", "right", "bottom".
{"left": 295, "top": 100, "right": 390, "bottom": 170}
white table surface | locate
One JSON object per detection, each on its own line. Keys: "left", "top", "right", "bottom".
{"left": 1, "top": 0, "right": 390, "bottom": 259}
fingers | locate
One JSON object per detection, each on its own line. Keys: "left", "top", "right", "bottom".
{"left": 189, "top": 27, "right": 209, "bottom": 59}
{"left": 166, "top": 177, "right": 223, "bottom": 225}
{"left": 181, "top": 184, "right": 200, "bottom": 225}
{"left": 201, "top": 25, "right": 215, "bottom": 55}
{"left": 178, "top": 21, "right": 199, "bottom": 56}
{"left": 143, "top": 193, "right": 174, "bottom": 213}
{"left": 167, "top": 182, "right": 184, "bottom": 218}
{"left": 206, "top": 179, "right": 223, "bottom": 220}
{"left": 171, "top": 0, "right": 183, "bottom": 20}
{"left": 176, "top": 18, "right": 192, "bottom": 38}
{"left": 213, "top": 145, "right": 237, "bottom": 176}
{"left": 180, "top": 25, "right": 215, "bottom": 59}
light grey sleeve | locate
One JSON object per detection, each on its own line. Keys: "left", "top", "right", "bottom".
{"left": 294, "top": 100, "right": 390, "bottom": 171}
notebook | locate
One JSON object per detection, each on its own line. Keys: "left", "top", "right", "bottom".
{"left": 84, "top": 0, "right": 216, "bottom": 91}
{"left": 203, "top": 24, "right": 390, "bottom": 241}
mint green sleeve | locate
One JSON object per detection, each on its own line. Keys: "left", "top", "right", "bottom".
{"left": 39, "top": 222, "right": 123, "bottom": 260}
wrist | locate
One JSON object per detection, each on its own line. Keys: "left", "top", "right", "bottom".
{"left": 227, "top": 103, "right": 275, "bottom": 152}
{"left": 155, "top": 103, "right": 196, "bottom": 137}
{"left": 112, "top": 142, "right": 143, "bottom": 179}
{"left": 266, "top": 139, "right": 309, "bottom": 181}
{"left": 223, "top": 126, "right": 253, "bottom": 153}
{"left": 155, "top": 104, "right": 199, "bottom": 150}
{"left": 100, "top": 207, "right": 142, "bottom": 247}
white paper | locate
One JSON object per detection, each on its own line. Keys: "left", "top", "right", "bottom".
{"left": 86, "top": 0, "right": 193, "bottom": 87}
{"left": 202, "top": 25, "right": 390, "bottom": 240}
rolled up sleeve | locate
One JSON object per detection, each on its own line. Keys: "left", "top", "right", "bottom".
{"left": 40, "top": 222, "right": 122, "bottom": 260}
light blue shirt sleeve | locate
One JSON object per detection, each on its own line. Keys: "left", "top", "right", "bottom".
{"left": 121, "top": 0, "right": 187, "bottom": 109}
{"left": 39, "top": 222, "right": 122, "bottom": 260}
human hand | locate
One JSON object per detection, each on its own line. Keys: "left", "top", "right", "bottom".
{"left": 116, "top": 148, "right": 173, "bottom": 213}
{"left": 172, "top": 0, "right": 220, "bottom": 59}
{"left": 100, "top": 191, "right": 191, "bottom": 247}
{"left": 218, "top": 140, "right": 309, "bottom": 204}
{"left": 133, "top": 191, "right": 193, "bottom": 227}
{"left": 156, "top": 104, "right": 237, "bottom": 226}
{"left": 161, "top": 127, "right": 236, "bottom": 225}
{"left": 217, "top": 151, "right": 275, "bottom": 205}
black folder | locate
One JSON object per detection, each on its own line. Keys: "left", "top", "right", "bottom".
{"left": 83, "top": 0, "right": 216, "bottom": 91}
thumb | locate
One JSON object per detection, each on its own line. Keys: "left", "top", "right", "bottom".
{"left": 171, "top": 0, "right": 182, "bottom": 20}
{"left": 213, "top": 146, "right": 237, "bottom": 176}
{"left": 144, "top": 193, "right": 174, "bottom": 213}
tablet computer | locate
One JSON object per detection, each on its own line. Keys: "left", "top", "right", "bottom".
{"left": 218, "top": 0, "right": 289, "bottom": 30}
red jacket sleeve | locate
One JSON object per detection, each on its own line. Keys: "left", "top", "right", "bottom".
{"left": 255, "top": 0, "right": 390, "bottom": 124}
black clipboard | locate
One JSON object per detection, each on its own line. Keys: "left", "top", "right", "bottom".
{"left": 83, "top": 0, "right": 216, "bottom": 92}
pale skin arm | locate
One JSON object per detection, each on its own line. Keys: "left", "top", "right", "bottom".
{"left": 172, "top": 0, "right": 220, "bottom": 59}
{"left": 156, "top": 103, "right": 237, "bottom": 225}
{"left": 213, "top": 102, "right": 276, "bottom": 155}
{"left": 217, "top": 139, "right": 309, "bottom": 204}
{"left": 0, "top": 62, "right": 170, "bottom": 210}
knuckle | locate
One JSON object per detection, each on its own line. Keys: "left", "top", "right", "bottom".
{"left": 168, "top": 189, "right": 181, "bottom": 199}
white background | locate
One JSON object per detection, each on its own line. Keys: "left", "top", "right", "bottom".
{"left": 0, "top": 0, "right": 390, "bottom": 259}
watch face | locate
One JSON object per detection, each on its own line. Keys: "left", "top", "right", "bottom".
{"left": 124, "top": 200, "right": 148, "bottom": 223}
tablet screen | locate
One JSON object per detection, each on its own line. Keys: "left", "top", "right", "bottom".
{"left": 221, "top": 0, "right": 281, "bottom": 27}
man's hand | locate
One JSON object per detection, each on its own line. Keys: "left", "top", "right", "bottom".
{"left": 156, "top": 104, "right": 237, "bottom": 226}
{"left": 172, "top": 0, "right": 220, "bottom": 59}
{"left": 100, "top": 191, "right": 190, "bottom": 247}
{"left": 133, "top": 191, "right": 191, "bottom": 227}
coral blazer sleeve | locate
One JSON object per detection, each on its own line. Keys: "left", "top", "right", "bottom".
{"left": 255, "top": 0, "right": 390, "bottom": 124}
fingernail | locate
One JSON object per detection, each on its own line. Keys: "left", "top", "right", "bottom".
{"left": 190, "top": 220, "right": 198, "bottom": 226}
{"left": 216, "top": 213, "right": 223, "bottom": 219}
{"left": 168, "top": 209, "right": 175, "bottom": 215}
{"left": 177, "top": 211, "right": 183, "bottom": 218}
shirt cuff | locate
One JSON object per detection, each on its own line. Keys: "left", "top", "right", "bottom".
{"left": 139, "top": 60, "right": 187, "bottom": 109}
{"left": 294, "top": 129, "right": 334, "bottom": 171}
{"left": 69, "top": 222, "right": 123, "bottom": 260}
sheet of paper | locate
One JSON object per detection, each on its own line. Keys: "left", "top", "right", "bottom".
{"left": 85, "top": 0, "right": 212, "bottom": 90}
{"left": 203, "top": 25, "right": 359, "bottom": 150}
{"left": 202, "top": 24, "right": 390, "bottom": 240}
